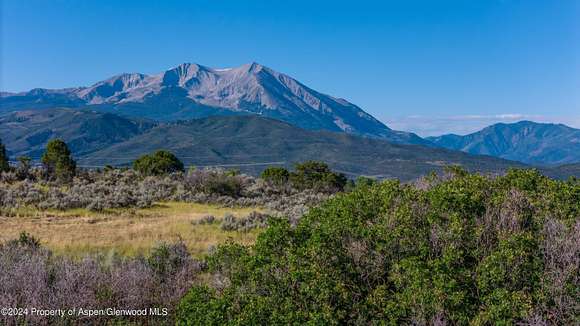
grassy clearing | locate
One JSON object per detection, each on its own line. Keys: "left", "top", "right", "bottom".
{"left": 0, "top": 202, "right": 265, "bottom": 258}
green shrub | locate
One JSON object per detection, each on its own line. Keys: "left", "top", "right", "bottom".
{"left": 290, "top": 161, "right": 347, "bottom": 192}
{"left": 133, "top": 150, "right": 184, "bottom": 176}
{"left": 260, "top": 166, "right": 290, "bottom": 186}
{"left": 177, "top": 169, "right": 580, "bottom": 325}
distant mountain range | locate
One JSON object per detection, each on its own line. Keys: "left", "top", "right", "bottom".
{"left": 1, "top": 62, "right": 579, "bottom": 168}
{"left": 427, "top": 121, "right": 580, "bottom": 165}
{"left": 0, "top": 62, "right": 427, "bottom": 145}
{"left": 1, "top": 108, "right": 541, "bottom": 181}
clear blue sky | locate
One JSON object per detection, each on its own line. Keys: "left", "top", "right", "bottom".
{"left": 1, "top": 0, "right": 578, "bottom": 135}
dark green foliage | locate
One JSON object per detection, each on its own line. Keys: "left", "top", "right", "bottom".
{"left": 41, "top": 139, "right": 76, "bottom": 182}
{"left": 178, "top": 169, "right": 580, "bottom": 325}
{"left": 290, "top": 161, "right": 347, "bottom": 192}
{"left": 133, "top": 150, "right": 184, "bottom": 175}
{"left": 0, "top": 138, "right": 9, "bottom": 173}
{"left": 355, "top": 175, "right": 378, "bottom": 187}
{"left": 260, "top": 166, "right": 290, "bottom": 186}
{"left": 343, "top": 176, "right": 378, "bottom": 192}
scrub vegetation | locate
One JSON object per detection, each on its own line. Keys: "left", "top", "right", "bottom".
{"left": 0, "top": 139, "right": 578, "bottom": 324}
{"left": 177, "top": 169, "right": 579, "bottom": 325}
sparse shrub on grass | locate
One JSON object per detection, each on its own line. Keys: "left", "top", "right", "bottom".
{"left": 195, "top": 215, "right": 216, "bottom": 225}
{"left": 220, "top": 211, "right": 271, "bottom": 232}
{"left": 220, "top": 213, "right": 237, "bottom": 231}
{"left": 0, "top": 162, "right": 342, "bottom": 226}
{"left": 7, "top": 231, "right": 41, "bottom": 249}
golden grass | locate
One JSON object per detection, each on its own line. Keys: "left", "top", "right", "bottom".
{"left": 0, "top": 202, "right": 265, "bottom": 258}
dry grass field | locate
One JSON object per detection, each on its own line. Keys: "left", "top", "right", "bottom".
{"left": 0, "top": 202, "right": 265, "bottom": 258}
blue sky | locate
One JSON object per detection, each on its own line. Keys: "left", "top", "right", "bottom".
{"left": 1, "top": 0, "right": 578, "bottom": 135}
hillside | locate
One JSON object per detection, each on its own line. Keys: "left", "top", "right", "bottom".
{"left": 79, "top": 116, "right": 530, "bottom": 180}
{"left": 0, "top": 108, "right": 535, "bottom": 181}
{"left": 0, "top": 108, "right": 155, "bottom": 159}
{"left": 428, "top": 121, "right": 580, "bottom": 165}
{"left": 0, "top": 63, "right": 428, "bottom": 145}
{"left": 541, "top": 163, "right": 580, "bottom": 180}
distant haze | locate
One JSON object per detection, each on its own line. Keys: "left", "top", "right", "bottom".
{"left": 386, "top": 115, "right": 580, "bottom": 137}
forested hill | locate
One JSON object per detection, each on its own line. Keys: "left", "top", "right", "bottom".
{"left": 0, "top": 108, "right": 535, "bottom": 181}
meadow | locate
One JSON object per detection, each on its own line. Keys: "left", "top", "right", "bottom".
{"left": 0, "top": 202, "right": 263, "bottom": 258}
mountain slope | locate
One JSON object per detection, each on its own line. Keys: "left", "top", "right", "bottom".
{"left": 0, "top": 63, "right": 428, "bottom": 145}
{"left": 541, "top": 163, "right": 580, "bottom": 180}
{"left": 0, "top": 109, "right": 535, "bottom": 180}
{"left": 0, "top": 108, "right": 155, "bottom": 159}
{"left": 79, "top": 115, "right": 530, "bottom": 180}
{"left": 427, "top": 121, "right": 580, "bottom": 165}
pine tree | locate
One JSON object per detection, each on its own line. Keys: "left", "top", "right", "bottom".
{"left": 0, "top": 138, "right": 10, "bottom": 173}
{"left": 41, "top": 139, "right": 76, "bottom": 181}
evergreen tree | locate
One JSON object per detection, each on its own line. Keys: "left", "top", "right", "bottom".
{"left": 261, "top": 166, "right": 290, "bottom": 186}
{"left": 0, "top": 138, "right": 9, "bottom": 173}
{"left": 133, "top": 150, "right": 184, "bottom": 175}
{"left": 290, "top": 161, "right": 347, "bottom": 192}
{"left": 41, "top": 139, "right": 76, "bottom": 181}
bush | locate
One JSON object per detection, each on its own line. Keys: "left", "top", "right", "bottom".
{"left": 0, "top": 167, "right": 332, "bottom": 221}
{"left": 15, "top": 156, "right": 32, "bottom": 180}
{"left": 0, "top": 236, "right": 204, "bottom": 325}
{"left": 261, "top": 166, "right": 290, "bottom": 186}
{"left": 220, "top": 211, "right": 270, "bottom": 232}
{"left": 195, "top": 215, "right": 216, "bottom": 225}
{"left": 7, "top": 231, "right": 41, "bottom": 249}
{"left": 41, "top": 139, "right": 76, "bottom": 182}
{"left": 133, "top": 150, "right": 184, "bottom": 176}
{"left": 184, "top": 168, "right": 245, "bottom": 197}
{"left": 290, "top": 161, "right": 347, "bottom": 192}
{"left": 177, "top": 169, "right": 580, "bottom": 325}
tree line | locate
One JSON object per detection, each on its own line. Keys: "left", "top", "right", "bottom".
{"left": 0, "top": 138, "right": 349, "bottom": 192}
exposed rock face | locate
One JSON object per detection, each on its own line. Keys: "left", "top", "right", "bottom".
{"left": 1, "top": 63, "right": 427, "bottom": 144}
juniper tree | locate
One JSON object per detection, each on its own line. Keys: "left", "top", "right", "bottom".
{"left": 41, "top": 139, "right": 76, "bottom": 182}
{"left": 133, "top": 150, "right": 184, "bottom": 176}
{"left": 0, "top": 138, "right": 9, "bottom": 173}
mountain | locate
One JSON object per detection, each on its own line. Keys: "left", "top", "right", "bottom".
{"left": 0, "top": 108, "right": 155, "bottom": 160}
{"left": 0, "top": 109, "right": 539, "bottom": 181}
{"left": 0, "top": 63, "right": 427, "bottom": 145}
{"left": 427, "top": 121, "right": 580, "bottom": 165}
